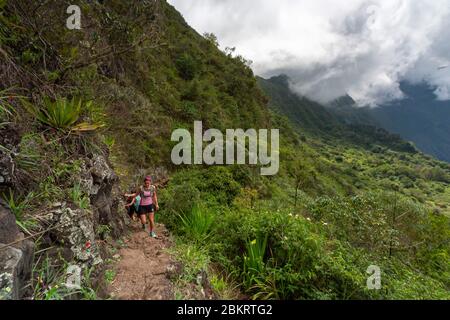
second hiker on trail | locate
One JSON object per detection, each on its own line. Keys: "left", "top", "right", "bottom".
{"left": 124, "top": 175, "right": 160, "bottom": 238}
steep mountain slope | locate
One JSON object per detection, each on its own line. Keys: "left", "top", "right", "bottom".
{"left": 328, "top": 82, "right": 450, "bottom": 163}
{"left": 1, "top": 0, "right": 449, "bottom": 300}
{"left": 257, "top": 75, "right": 340, "bottom": 133}
{"left": 328, "top": 94, "right": 377, "bottom": 126}
{"left": 258, "top": 75, "right": 417, "bottom": 154}
{"left": 369, "top": 82, "right": 450, "bottom": 163}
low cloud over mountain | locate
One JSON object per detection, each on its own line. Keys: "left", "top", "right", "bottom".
{"left": 169, "top": 0, "right": 450, "bottom": 106}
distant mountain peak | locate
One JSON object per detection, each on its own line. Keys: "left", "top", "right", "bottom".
{"left": 328, "top": 94, "right": 357, "bottom": 108}
{"left": 266, "top": 74, "right": 291, "bottom": 87}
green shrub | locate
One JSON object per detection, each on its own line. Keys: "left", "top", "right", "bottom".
{"left": 104, "top": 270, "right": 116, "bottom": 284}
{"left": 159, "top": 180, "right": 201, "bottom": 230}
{"left": 176, "top": 53, "right": 199, "bottom": 80}
{"left": 181, "top": 101, "right": 199, "bottom": 120}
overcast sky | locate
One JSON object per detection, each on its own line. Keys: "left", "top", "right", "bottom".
{"left": 168, "top": 0, "right": 450, "bottom": 106}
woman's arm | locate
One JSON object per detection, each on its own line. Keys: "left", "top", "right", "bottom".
{"left": 124, "top": 196, "right": 136, "bottom": 207}
{"left": 153, "top": 187, "right": 159, "bottom": 210}
{"left": 124, "top": 192, "right": 138, "bottom": 198}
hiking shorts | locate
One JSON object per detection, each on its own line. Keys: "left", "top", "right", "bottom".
{"left": 127, "top": 205, "right": 138, "bottom": 217}
{"left": 139, "top": 204, "right": 155, "bottom": 215}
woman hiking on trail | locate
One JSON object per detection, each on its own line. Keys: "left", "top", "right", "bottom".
{"left": 125, "top": 176, "right": 159, "bottom": 238}
{"left": 124, "top": 188, "right": 141, "bottom": 223}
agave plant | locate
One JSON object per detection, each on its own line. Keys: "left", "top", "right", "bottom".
{"left": 37, "top": 96, "right": 81, "bottom": 130}
{"left": 22, "top": 96, "right": 104, "bottom": 132}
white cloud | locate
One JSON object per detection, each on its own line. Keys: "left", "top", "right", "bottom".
{"left": 168, "top": 0, "right": 450, "bottom": 106}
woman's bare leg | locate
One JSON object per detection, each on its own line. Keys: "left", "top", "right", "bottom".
{"left": 149, "top": 213, "right": 155, "bottom": 233}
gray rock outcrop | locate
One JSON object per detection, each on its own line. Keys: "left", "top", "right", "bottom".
{"left": 0, "top": 202, "right": 35, "bottom": 300}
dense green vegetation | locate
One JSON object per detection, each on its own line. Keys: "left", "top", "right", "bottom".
{"left": 1, "top": 0, "right": 449, "bottom": 300}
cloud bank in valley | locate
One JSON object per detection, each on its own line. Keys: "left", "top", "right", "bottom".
{"left": 168, "top": 0, "right": 450, "bottom": 106}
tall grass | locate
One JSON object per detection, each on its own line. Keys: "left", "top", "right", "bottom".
{"left": 168, "top": 241, "right": 211, "bottom": 283}
{"left": 178, "top": 204, "right": 214, "bottom": 243}
{"left": 69, "top": 183, "right": 90, "bottom": 209}
{"left": 0, "top": 88, "right": 19, "bottom": 120}
{"left": 242, "top": 234, "right": 268, "bottom": 289}
{"left": 3, "top": 189, "right": 37, "bottom": 235}
{"left": 16, "top": 133, "right": 41, "bottom": 172}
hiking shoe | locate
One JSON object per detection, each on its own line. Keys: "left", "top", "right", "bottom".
{"left": 142, "top": 224, "right": 146, "bottom": 230}
{"left": 150, "top": 231, "right": 157, "bottom": 238}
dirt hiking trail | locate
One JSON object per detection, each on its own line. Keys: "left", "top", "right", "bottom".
{"left": 106, "top": 222, "right": 174, "bottom": 300}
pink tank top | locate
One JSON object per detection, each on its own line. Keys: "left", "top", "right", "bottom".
{"left": 140, "top": 187, "right": 154, "bottom": 206}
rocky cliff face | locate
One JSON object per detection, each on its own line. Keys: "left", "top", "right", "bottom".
{"left": 0, "top": 127, "right": 126, "bottom": 299}
{"left": 0, "top": 125, "right": 20, "bottom": 189}
{"left": 45, "top": 153, "right": 126, "bottom": 265}
{"left": 81, "top": 154, "right": 125, "bottom": 240}
{"left": 0, "top": 125, "right": 33, "bottom": 299}
{"left": 0, "top": 201, "right": 34, "bottom": 300}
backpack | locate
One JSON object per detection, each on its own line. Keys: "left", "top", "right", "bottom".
{"left": 134, "top": 195, "right": 141, "bottom": 210}
{"left": 140, "top": 185, "right": 155, "bottom": 199}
